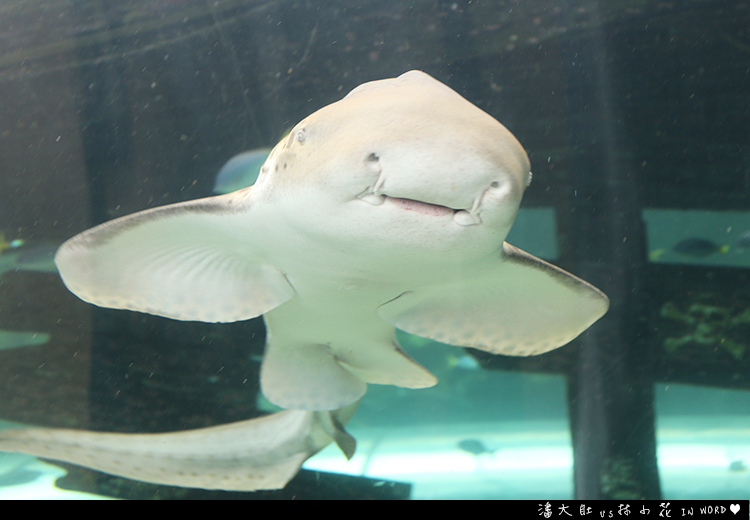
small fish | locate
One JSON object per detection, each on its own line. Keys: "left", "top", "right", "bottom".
{"left": 458, "top": 439, "right": 495, "bottom": 455}
{"left": 213, "top": 148, "right": 272, "bottom": 194}
{"left": 13, "top": 242, "right": 59, "bottom": 272}
{"left": 671, "top": 238, "right": 729, "bottom": 258}
{"left": 0, "top": 241, "right": 60, "bottom": 274}
{"left": 447, "top": 353, "right": 481, "bottom": 371}
{"left": 0, "top": 232, "right": 24, "bottom": 256}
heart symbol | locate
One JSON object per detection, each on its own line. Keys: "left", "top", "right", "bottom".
{"left": 730, "top": 504, "right": 740, "bottom": 515}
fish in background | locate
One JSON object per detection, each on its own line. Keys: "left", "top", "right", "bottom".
{"left": 457, "top": 438, "right": 496, "bottom": 456}
{"left": 13, "top": 242, "right": 59, "bottom": 272}
{"left": 650, "top": 237, "right": 730, "bottom": 261}
{"left": 0, "top": 235, "right": 60, "bottom": 274}
{"left": 672, "top": 238, "right": 729, "bottom": 257}
{"left": 0, "top": 231, "right": 24, "bottom": 256}
{"left": 213, "top": 148, "right": 272, "bottom": 194}
{"left": 446, "top": 352, "right": 482, "bottom": 371}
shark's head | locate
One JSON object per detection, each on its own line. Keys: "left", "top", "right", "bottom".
{"left": 253, "top": 71, "right": 532, "bottom": 266}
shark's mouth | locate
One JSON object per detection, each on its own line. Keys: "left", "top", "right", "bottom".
{"left": 386, "top": 196, "right": 454, "bottom": 217}
{"left": 355, "top": 160, "right": 483, "bottom": 226}
{"left": 357, "top": 190, "right": 481, "bottom": 226}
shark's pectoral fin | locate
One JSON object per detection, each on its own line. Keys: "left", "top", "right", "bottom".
{"left": 0, "top": 404, "right": 359, "bottom": 491}
{"left": 261, "top": 342, "right": 367, "bottom": 411}
{"left": 377, "top": 242, "right": 609, "bottom": 356}
{"left": 55, "top": 190, "right": 294, "bottom": 322}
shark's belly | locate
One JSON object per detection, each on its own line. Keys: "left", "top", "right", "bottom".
{"left": 262, "top": 280, "right": 398, "bottom": 348}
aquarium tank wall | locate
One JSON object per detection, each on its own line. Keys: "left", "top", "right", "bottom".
{"left": 0, "top": 0, "right": 748, "bottom": 500}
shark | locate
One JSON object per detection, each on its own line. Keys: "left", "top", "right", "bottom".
{"left": 0, "top": 70, "right": 608, "bottom": 491}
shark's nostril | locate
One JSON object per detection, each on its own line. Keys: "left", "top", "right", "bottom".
{"left": 490, "top": 181, "right": 500, "bottom": 189}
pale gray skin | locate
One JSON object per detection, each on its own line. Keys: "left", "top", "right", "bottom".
{"left": 0, "top": 71, "right": 608, "bottom": 491}
{"left": 0, "top": 404, "right": 358, "bottom": 491}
